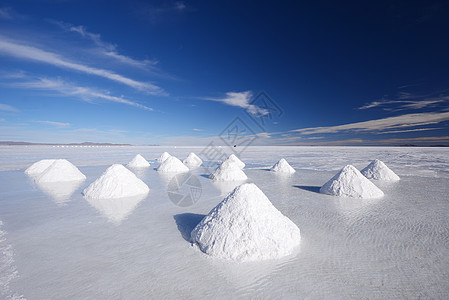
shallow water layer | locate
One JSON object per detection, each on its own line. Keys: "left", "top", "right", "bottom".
{"left": 0, "top": 146, "right": 448, "bottom": 299}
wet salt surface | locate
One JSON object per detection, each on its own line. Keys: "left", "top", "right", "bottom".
{"left": 0, "top": 146, "right": 448, "bottom": 299}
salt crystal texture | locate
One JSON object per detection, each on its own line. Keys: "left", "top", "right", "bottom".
{"left": 157, "top": 156, "right": 189, "bottom": 173}
{"left": 34, "top": 159, "right": 86, "bottom": 183}
{"left": 224, "top": 154, "right": 245, "bottom": 169}
{"left": 320, "top": 165, "right": 384, "bottom": 199}
{"left": 183, "top": 152, "right": 203, "bottom": 169}
{"left": 83, "top": 164, "right": 149, "bottom": 199}
{"left": 270, "top": 158, "right": 295, "bottom": 174}
{"left": 209, "top": 161, "right": 248, "bottom": 182}
{"left": 24, "top": 159, "right": 56, "bottom": 175}
{"left": 158, "top": 152, "right": 171, "bottom": 162}
{"left": 361, "top": 159, "right": 400, "bottom": 181}
{"left": 127, "top": 154, "right": 150, "bottom": 168}
{"left": 191, "top": 183, "right": 301, "bottom": 262}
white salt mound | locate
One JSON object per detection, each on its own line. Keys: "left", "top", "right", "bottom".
{"left": 157, "top": 156, "right": 189, "bottom": 173}
{"left": 83, "top": 164, "right": 149, "bottom": 199}
{"left": 183, "top": 152, "right": 203, "bottom": 169}
{"left": 127, "top": 154, "right": 150, "bottom": 168}
{"left": 209, "top": 161, "right": 248, "bottom": 182}
{"left": 191, "top": 183, "right": 301, "bottom": 262}
{"left": 25, "top": 159, "right": 56, "bottom": 175}
{"left": 361, "top": 159, "right": 400, "bottom": 181}
{"left": 35, "top": 159, "right": 86, "bottom": 183}
{"left": 158, "top": 152, "right": 171, "bottom": 162}
{"left": 320, "top": 165, "right": 384, "bottom": 199}
{"left": 271, "top": 158, "right": 295, "bottom": 174}
{"left": 224, "top": 154, "right": 245, "bottom": 169}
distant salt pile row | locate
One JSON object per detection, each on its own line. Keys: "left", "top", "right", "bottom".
{"left": 271, "top": 158, "right": 295, "bottom": 174}
{"left": 209, "top": 155, "right": 248, "bottom": 182}
{"left": 25, "top": 159, "right": 86, "bottom": 183}
{"left": 83, "top": 164, "right": 149, "bottom": 199}
{"left": 183, "top": 152, "right": 203, "bottom": 169}
{"left": 191, "top": 183, "right": 301, "bottom": 262}
{"left": 127, "top": 154, "right": 150, "bottom": 168}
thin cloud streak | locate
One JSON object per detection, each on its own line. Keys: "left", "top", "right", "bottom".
{"left": 205, "top": 91, "right": 269, "bottom": 116}
{"left": 0, "top": 38, "right": 164, "bottom": 94}
{"left": 0, "top": 103, "right": 18, "bottom": 112}
{"left": 31, "top": 120, "right": 70, "bottom": 127}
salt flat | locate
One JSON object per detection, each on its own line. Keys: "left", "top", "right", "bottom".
{"left": 0, "top": 146, "right": 448, "bottom": 299}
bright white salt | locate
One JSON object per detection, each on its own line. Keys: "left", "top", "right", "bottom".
{"left": 127, "top": 154, "right": 150, "bottom": 168}
{"left": 209, "top": 160, "right": 248, "bottom": 182}
{"left": 183, "top": 152, "right": 203, "bottom": 169}
{"left": 191, "top": 183, "right": 301, "bottom": 262}
{"left": 224, "top": 154, "right": 245, "bottom": 169}
{"left": 34, "top": 159, "right": 86, "bottom": 183}
{"left": 24, "top": 159, "right": 56, "bottom": 175}
{"left": 157, "top": 152, "right": 171, "bottom": 162}
{"left": 320, "top": 165, "right": 384, "bottom": 199}
{"left": 157, "top": 156, "right": 189, "bottom": 173}
{"left": 361, "top": 159, "right": 400, "bottom": 181}
{"left": 270, "top": 158, "right": 295, "bottom": 174}
{"left": 83, "top": 164, "right": 149, "bottom": 199}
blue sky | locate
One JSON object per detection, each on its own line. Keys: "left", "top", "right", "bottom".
{"left": 1, "top": 0, "right": 449, "bottom": 145}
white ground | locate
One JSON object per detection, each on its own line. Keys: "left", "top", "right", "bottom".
{"left": 0, "top": 145, "right": 448, "bottom": 299}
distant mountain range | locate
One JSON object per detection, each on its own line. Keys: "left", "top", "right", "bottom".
{"left": 0, "top": 141, "right": 138, "bottom": 146}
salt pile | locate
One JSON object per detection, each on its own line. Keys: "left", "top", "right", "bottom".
{"left": 270, "top": 158, "right": 295, "bottom": 174}
{"left": 320, "top": 165, "right": 384, "bottom": 199}
{"left": 158, "top": 152, "right": 171, "bottom": 162}
{"left": 183, "top": 152, "right": 203, "bottom": 169}
{"left": 83, "top": 164, "right": 149, "bottom": 199}
{"left": 127, "top": 154, "right": 150, "bottom": 168}
{"left": 191, "top": 183, "right": 301, "bottom": 262}
{"left": 361, "top": 159, "right": 400, "bottom": 181}
{"left": 209, "top": 160, "right": 248, "bottom": 182}
{"left": 32, "top": 159, "right": 86, "bottom": 183}
{"left": 223, "top": 154, "right": 245, "bottom": 169}
{"left": 24, "top": 159, "right": 56, "bottom": 175}
{"left": 157, "top": 156, "right": 189, "bottom": 173}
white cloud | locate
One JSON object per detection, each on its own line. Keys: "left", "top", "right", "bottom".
{"left": 32, "top": 120, "right": 70, "bottom": 127}
{"left": 12, "top": 77, "right": 154, "bottom": 111}
{"left": 293, "top": 112, "right": 449, "bottom": 135}
{"left": 0, "top": 103, "right": 18, "bottom": 112}
{"left": 0, "top": 7, "right": 13, "bottom": 20}
{"left": 206, "top": 91, "right": 269, "bottom": 115}
{"left": 192, "top": 128, "right": 203, "bottom": 131}
{"left": 358, "top": 94, "right": 449, "bottom": 111}
{"left": 0, "top": 37, "right": 164, "bottom": 94}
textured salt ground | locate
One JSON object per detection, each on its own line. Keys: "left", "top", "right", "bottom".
{"left": 0, "top": 147, "right": 449, "bottom": 299}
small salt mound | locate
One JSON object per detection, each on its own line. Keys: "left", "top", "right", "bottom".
{"left": 25, "top": 159, "right": 56, "bottom": 175}
{"left": 35, "top": 159, "right": 86, "bottom": 183}
{"left": 127, "top": 154, "right": 150, "bottom": 168}
{"left": 320, "top": 165, "right": 384, "bottom": 199}
{"left": 157, "top": 152, "right": 171, "bottom": 162}
{"left": 191, "top": 183, "right": 301, "bottom": 262}
{"left": 271, "top": 158, "right": 295, "bottom": 174}
{"left": 223, "top": 154, "right": 245, "bottom": 169}
{"left": 83, "top": 164, "right": 149, "bottom": 199}
{"left": 157, "top": 156, "right": 189, "bottom": 173}
{"left": 209, "top": 161, "right": 248, "bottom": 182}
{"left": 183, "top": 152, "right": 203, "bottom": 169}
{"left": 361, "top": 159, "right": 400, "bottom": 181}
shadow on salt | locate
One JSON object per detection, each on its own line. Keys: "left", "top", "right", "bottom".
{"left": 36, "top": 180, "right": 84, "bottom": 206}
{"left": 85, "top": 194, "right": 147, "bottom": 225}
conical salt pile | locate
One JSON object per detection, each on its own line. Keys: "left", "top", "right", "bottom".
{"left": 223, "top": 154, "right": 245, "bottom": 169}
{"left": 270, "top": 158, "right": 295, "bottom": 174}
{"left": 361, "top": 159, "right": 400, "bottom": 181}
{"left": 209, "top": 160, "right": 248, "bottom": 182}
{"left": 25, "top": 159, "right": 56, "bottom": 175}
{"left": 183, "top": 152, "right": 203, "bottom": 169}
{"left": 83, "top": 164, "right": 149, "bottom": 199}
{"left": 158, "top": 152, "right": 171, "bottom": 162}
{"left": 320, "top": 165, "right": 384, "bottom": 199}
{"left": 127, "top": 154, "right": 150, "bottom": 168}
{"left": 157, "top": 156, "right": 189, "bottom": 173}
{"left": 191, "top": 183, "right": 301, "bottom": 262}
{"left": 34, "top": 159, "right": 86, "bottom": 183}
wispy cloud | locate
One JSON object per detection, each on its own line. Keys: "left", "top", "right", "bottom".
{"left": 0, "top": 37, "right": 164, "bottom": 94}
{"left": 31, "top": 120, "right": 70, "bottom": 127}
{"left": 358, "top": 91, "right": 449, "bottom": 111}
{"left": 292, "top": 112, "right": 449, "bottom": 135}
{"left": 205, "top": 91, "right": 269, "bottom": 115}
{"left": 0, "top": 103, "right": 18, "bottom": 112}
{"left": 11, "top": 77, "right": 154, "bottom": 111}
{"left": 0, "top": 7, "right": 13, "bottom": 20}
{"left": 192, "top": 128, "right": 203, "bottom": 131}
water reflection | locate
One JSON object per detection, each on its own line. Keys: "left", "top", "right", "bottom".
{"left": 36, "top": 180, "right": 84, "bottom": 206}
{"left": 211, "top": 180, "right": 246, "bottom": 195}
{"left": 85, "top": 194, "right": 147, "bottom": 224}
